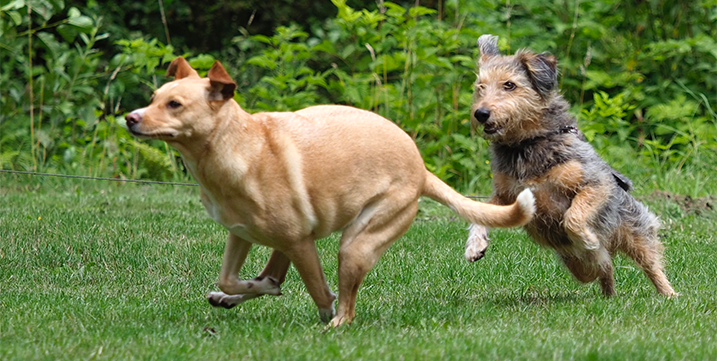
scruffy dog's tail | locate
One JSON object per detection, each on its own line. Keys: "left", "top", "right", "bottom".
{"left": 422, "top": 171, "right": 534, "bottom": 228}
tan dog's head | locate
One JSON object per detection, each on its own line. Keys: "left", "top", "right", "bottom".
{"left": 471, "top": 35, "right": 559, "bottom": 145}
{"left": 124, "top": 58, "right": 237, "bottom": 144}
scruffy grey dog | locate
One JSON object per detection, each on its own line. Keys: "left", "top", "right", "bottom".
{"left": 464, "top": 34, "right": 677, "bottom": 297}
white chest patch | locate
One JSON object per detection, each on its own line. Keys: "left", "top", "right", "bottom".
{"left": 201, "top": 193, "right": 255, "bottom": 242}
{"left": 226, "top": 223, "right": 254, "bottom": 242}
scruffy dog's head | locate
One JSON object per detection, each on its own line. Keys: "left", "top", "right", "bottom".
{"left": 472, "top": 35, "right": 571, "bottom": 146}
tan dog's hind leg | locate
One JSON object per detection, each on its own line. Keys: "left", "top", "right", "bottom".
{"left": 330, "top": 199, "right": 419, "bottom": 328}
{"left": 563, "top": 184, "right": 611, "bottom": 251}
{"left": 258, "top": 250, "right": 291, "bottom": 284}
{"left": 207, "top": 234, "right": 285, "bottom": 309}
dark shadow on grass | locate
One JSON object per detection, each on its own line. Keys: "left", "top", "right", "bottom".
{"left": 478, "top": 284, "right": 666, "bottom": 309}
{"left": 478, "top": 287, "right": 595, "bottom": 308}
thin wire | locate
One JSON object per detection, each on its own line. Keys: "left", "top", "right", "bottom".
{"left": 466, "top": 195, "right": 490, "bottom": 199}
{"left": 0, "top": 169, "right": 492, "bottom": 198}
{"left": 0, "top": 169, "right": 198, "bottom": 187}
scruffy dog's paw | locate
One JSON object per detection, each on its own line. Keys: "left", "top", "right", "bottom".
{"left": 465, "top": 224, "right": 490, "bottom": 262}
{"left": 465, "top": 241, "right": 487, "bottom": 262}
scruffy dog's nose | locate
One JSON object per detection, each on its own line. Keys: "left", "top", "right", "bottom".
{"left": 125, "top": 112, "right": 142, "bottom": 127}
{"left": 474, "top": 108, "right": 491, "bottom": 123}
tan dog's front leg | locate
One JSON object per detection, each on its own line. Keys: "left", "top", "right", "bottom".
{"left": 563, "top": 184, "right": 610, "bottom": 251}
{"left": 218, "top": 233, "right": 282, "bottom": 295}
{"left": 207, "top": 250, "right": 290, "bottom": 309}
{"left": 207, "top": 233, "right": 284, "bottom": 309}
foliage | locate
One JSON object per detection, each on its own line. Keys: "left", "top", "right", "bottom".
{"left": 0, "top": 2, "right": 182, "bottom": 181}
{"left": 1, "top": 1, "right": 100, "bottom": 169}
{"left": 231, "top": 25, "right": 330, "bottom": 111}
{"left": 227, "top": 0, "right": 492, "bottom": 190}
{"left": 64, "top": 0, "right": 377, "bottom": 53}
{"left": 1, "top": 0, "right": 716, "bottom": 194}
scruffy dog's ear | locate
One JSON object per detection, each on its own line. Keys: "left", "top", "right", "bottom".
{"left": 166, "top": 57, "right": 200, "bottom": 79}
{"left": 517, "top": 51, "right": 558, "bottom": 97}
{"left": 477, "top": 34, "right": 501, "bottom": 63}
{"left": 207, "top": 61, "right": 237, "bottom": 100}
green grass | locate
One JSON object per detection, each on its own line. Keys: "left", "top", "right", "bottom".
{"left": 1, "top": 178, "right": 716, "bottom": 360}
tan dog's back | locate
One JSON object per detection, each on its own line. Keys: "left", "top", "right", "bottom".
{"left": 239, "top": 105, "right": 426, "bottom": 239}
{"left": 293, "top": 105, "right": 425, "bottom": 228}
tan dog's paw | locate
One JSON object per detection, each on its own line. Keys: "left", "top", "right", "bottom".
{"left": 326, "top": 317, "right": 347, "bottom": 329}
{"left": 326, "top": 312, "right": 356, "bottom": 329}
{"left": 207, "top": 292, "right": 258, "bottom": 309}
{"left": 465, "top": 223, "right": 490, "bottom": 262}
{"left": 320, "top": 304, "right": 336, "bottom": 324}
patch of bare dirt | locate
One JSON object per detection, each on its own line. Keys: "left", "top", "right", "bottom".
{"left": 644, "top": 190, "right": 715, "bottom": 215}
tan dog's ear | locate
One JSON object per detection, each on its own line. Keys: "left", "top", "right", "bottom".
{"left": 166, "top": 57, "right": 200, "bottom": 79}
{"left": 207, "top": 61, "right": 237, "bottom": 100}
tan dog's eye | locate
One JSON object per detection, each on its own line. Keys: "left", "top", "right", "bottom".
{"left": 503, "top": 82, "right": 516, "bottom": 91}
{"left": 167, "top": 100, "right": 182, "bottom": 109}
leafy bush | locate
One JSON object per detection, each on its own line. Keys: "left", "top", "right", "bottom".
{"left": 2, "top": 0, "right": 716, "bottom": 195}
{"left": 225, "top": 0, "right": 493, "bottom": 191}
{"left": 0, "top": 2, "right": 180, "bottom": 180}
{"left": 1, "top": 1, "right": 104, "bottom": 171}
{"left": 223, "top": 0, "right": 717, "bottom": 193}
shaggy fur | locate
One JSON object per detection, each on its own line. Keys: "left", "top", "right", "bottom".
{"left": 464, "top": 34, "right": 677, "bottom": 297}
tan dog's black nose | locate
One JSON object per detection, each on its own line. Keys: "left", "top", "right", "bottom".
{"left": 474, "top": 108, "right": 491, "bottom": 123}
{"left": 125, "top": 111, "right": 142, "bottom": 127}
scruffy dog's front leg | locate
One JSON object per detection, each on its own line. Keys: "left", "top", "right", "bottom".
{"left": 563, "top": 183, "right": 612, "bottom": 251}
{"left": 465, "top": 223, "right": 491, "bottom": 262}
{"left": 465, "top": 189, "right": 517, "bottom": 262}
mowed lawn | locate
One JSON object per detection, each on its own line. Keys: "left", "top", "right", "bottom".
{"left": 1, "top": 180, "right": 715, "bottom": 360}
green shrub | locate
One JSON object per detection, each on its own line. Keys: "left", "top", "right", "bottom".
{"left": 2, "top": 0, "right": 716, "bottom": 195}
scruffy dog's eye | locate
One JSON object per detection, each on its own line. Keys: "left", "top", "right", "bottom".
{"left": 475, "top": 83, "right": 486, "bottom": 94}
{"left": 167, "top": 100, "right": 182, "bottom": 109}
{"left": 503, "top": 81, "right": 516, "bottom": 91}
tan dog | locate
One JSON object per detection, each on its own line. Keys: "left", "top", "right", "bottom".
{"left": 124, "top": 57, "right": 535, "bottom": 327}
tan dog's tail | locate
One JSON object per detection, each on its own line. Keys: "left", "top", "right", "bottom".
{"left": 422, "top": 171, "right": 534, "bottom": 228}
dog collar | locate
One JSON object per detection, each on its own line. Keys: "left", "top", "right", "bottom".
{"left": 502, "top": 125, "right": 581, "bottom": 149}
{"left": 558, "top": 125, "right": 579, "bottom": 134}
